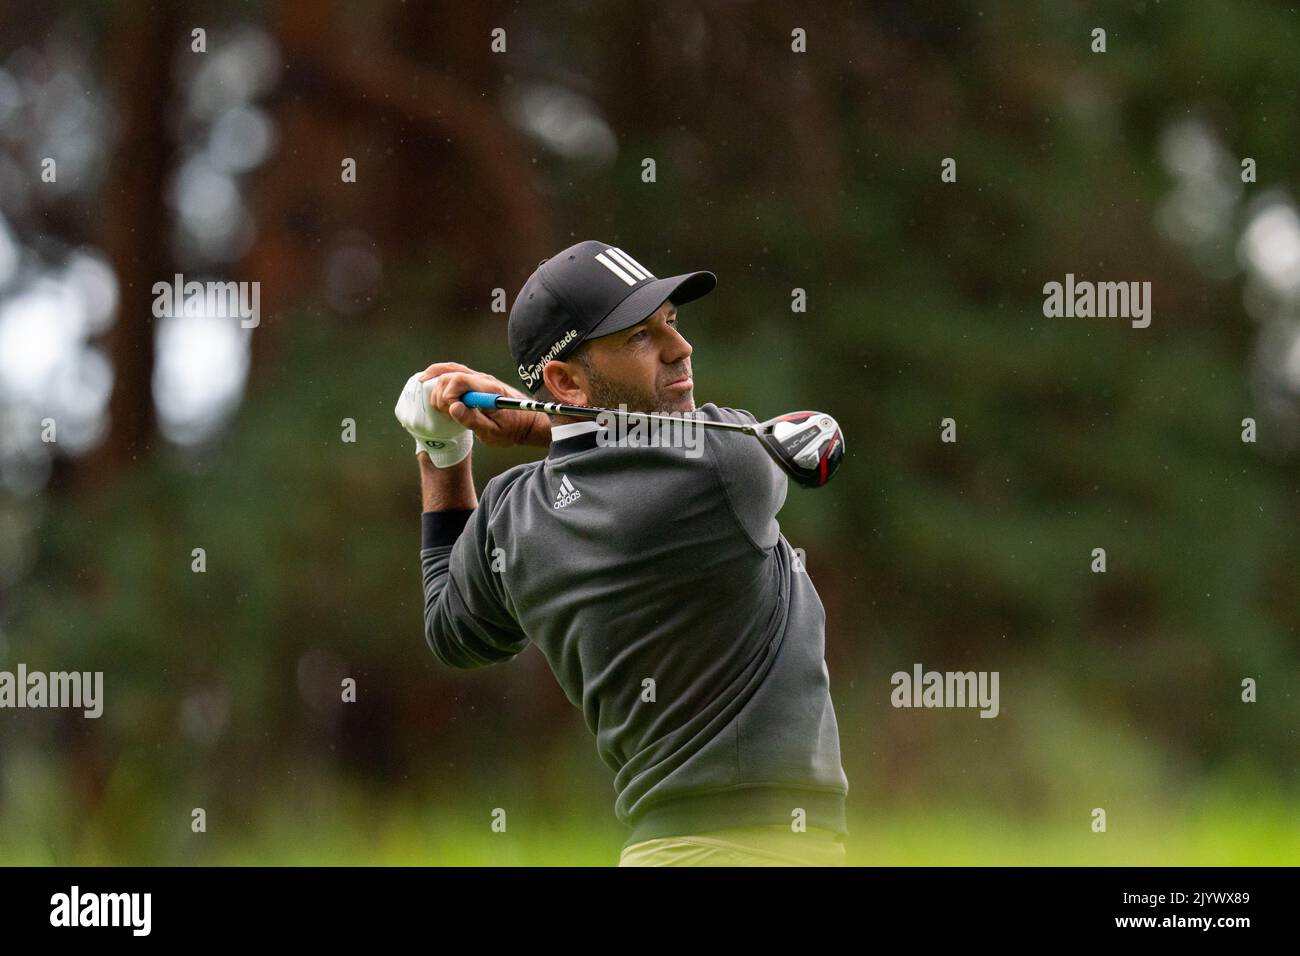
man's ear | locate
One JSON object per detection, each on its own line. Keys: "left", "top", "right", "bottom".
{"left": 541, "top": 359, "right": 588, "bottom": 406}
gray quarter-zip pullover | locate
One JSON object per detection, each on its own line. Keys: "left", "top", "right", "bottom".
{"left": 420, "top": 403, "right": 848, "bottom": 847}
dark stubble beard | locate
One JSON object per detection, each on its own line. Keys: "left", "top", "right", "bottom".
{"left": 583, "top": 363, "right": 694, "bottom": 414}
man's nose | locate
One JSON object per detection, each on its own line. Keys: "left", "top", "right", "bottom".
{"left": 663, "top": 326, "right": 692, "bottom": 362}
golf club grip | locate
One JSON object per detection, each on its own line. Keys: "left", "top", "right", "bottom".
{"left": 461, "top": 391, "right": 506, "bottom": 410}
{"left": 460, "top": 392, "right": 601, "bottom": 419}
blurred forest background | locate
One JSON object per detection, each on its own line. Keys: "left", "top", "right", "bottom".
{"left": 0, "top": 0, "right": 1297, "bottom": 865}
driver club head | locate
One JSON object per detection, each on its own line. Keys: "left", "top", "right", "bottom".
{"left": 755, "top": 411, "right": 845, "bottom": 489}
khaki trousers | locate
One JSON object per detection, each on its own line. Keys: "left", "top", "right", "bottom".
{"left": 619, "top": 824, "right": 847, "bottom": 867}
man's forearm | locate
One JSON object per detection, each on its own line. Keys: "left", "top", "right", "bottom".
{"left": 420, "top": 452, "right": 478, "bottom": 512}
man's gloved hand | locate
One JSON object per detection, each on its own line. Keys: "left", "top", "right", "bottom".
{"left": 394, "top": 372, "right": 473, "bottom": 467}
{"left": 419, "top": 362, "right": 553, "bottom": 448}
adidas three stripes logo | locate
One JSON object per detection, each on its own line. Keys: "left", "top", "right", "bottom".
{"left": 593, "top": 247, "right": 655, "bottom": 286}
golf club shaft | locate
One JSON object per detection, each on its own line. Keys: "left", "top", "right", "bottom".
{"left": 461, "top": 391, "right": 755, "bottom": 434}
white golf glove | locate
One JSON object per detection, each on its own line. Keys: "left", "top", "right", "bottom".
{"left": 394, "top": 372, "right": 473, "bottom": 468}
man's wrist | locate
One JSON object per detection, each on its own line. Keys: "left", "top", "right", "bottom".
{"left": 419, "top": 452, "right": 477, "bottom": 512}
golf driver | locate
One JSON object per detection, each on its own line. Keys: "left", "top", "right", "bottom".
{"left": 460, "top": 391, "right": 845, "bottom": 488}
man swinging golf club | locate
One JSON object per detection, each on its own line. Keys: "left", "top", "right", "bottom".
{"left": 394, "top": 240, "right": 849, "bottom": 866}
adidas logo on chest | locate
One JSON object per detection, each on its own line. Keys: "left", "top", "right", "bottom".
{"left": 553, "top": 474, "right": 581, "bottom": 509}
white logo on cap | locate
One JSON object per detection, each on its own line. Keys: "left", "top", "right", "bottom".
{"left": 519, "top": 328, "right": 580, "bottom": 389}
{"left": 594, "top": 247, "right": 655, "bottom": 286}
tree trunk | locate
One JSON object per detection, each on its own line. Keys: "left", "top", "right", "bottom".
{"left": 96, "top": 0, "right": 178, "bottom": 481}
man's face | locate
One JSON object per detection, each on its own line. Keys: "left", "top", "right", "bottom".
{"left": 579, "top": 301, "right": 694, "bottom": 413}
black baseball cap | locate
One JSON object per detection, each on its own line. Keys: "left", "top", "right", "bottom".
{"left": 508, "top": 240, "right": 716, "bottom": 393}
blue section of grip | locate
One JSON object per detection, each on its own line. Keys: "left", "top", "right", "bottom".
{"left": 461, "top": 391, "right": 500, "bottom": 410}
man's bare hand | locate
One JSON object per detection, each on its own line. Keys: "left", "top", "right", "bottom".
{"left": 417, "top": 363, "right": 550, "bottom": 448}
